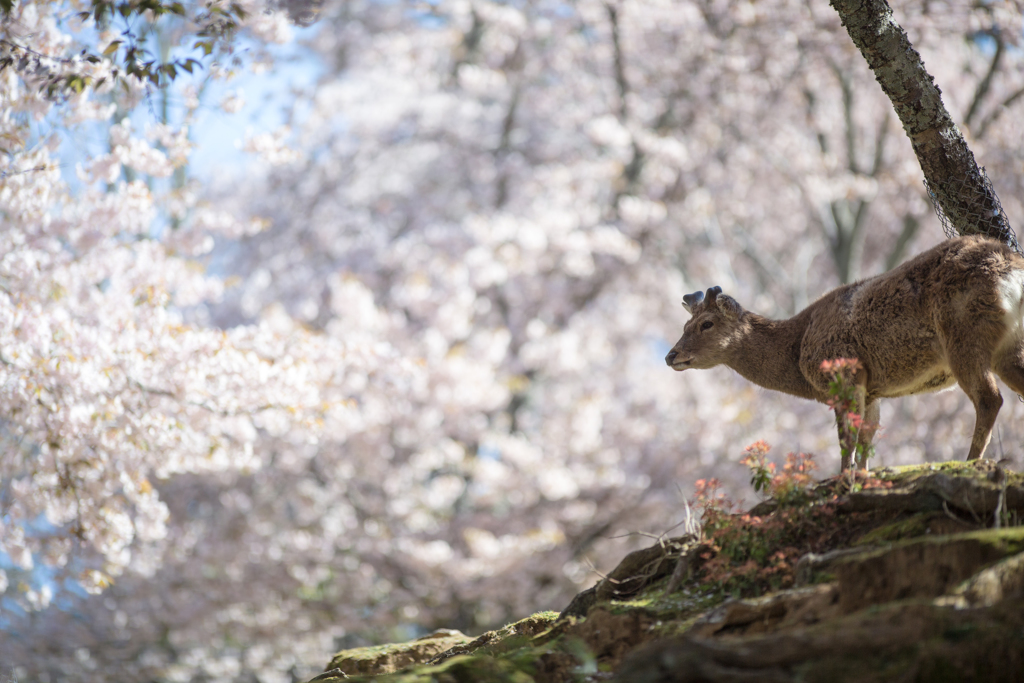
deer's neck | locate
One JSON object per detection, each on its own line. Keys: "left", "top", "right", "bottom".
{"left": 726, "top": 314, "right": 821, "bottom": 401}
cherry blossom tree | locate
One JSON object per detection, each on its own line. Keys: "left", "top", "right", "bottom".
{"left": 0, "top": 0, "right": 416, "bottom": 676}
{"left": 2, "top": 0, "right": 1024, "bottom": 681}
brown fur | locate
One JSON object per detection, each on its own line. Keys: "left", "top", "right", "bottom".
{"left": 666, "top": 236, "right": 1024, "bottom": 469}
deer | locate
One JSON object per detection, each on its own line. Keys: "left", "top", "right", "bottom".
{"left": 665, "top": 235, "right": 1024, "bottom": 471}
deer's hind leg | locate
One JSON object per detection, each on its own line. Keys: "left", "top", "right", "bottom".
{"left": 994, "top": 339, "right": 1024, "bottom": 411}
{"left": 995, "top": 356, "right": 1024, "bottom": 394}
{"left": 948, "top": 349, "right": 1003, "bottom": 461}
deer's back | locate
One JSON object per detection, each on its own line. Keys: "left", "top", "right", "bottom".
{"left": 798, "top": 236, "right": 1024, "bottom": 399}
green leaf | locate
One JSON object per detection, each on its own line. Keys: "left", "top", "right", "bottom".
{"left": 102, "top": 40, "right": 122, "bottom": 56}
{"left": 92, "top": 1, "right": 113, "bottom": 22}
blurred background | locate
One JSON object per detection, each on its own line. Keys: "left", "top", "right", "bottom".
{"left": 2, "top": 0, "right": 1024, "bottom": 680}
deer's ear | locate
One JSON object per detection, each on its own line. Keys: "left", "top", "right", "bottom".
{"left": 682, "top": 290, "right": 705, "bottom": 314}
{"left": 717, "top": 294, "right": 743, "bottom": 320}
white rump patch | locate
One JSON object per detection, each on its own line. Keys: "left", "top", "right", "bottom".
{"left": 997, "top": 270, "right": 1024, "bottom": 339}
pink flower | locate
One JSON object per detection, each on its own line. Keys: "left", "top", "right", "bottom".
{"left": 820, "top": 357, "right": 863, "bottom": 374}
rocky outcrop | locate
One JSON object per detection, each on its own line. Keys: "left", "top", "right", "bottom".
{"left": 309, "top": 461, "right": 1024, "bottom": 682}
{"left": 313, "top": 629, "right": 474, "bottom": 679}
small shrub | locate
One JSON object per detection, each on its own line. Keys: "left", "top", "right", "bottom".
{"left": 691, "top": 477, "right": 734, "bottom": 529}
{"left": 740, "top": 440, "right": 818, "bottom": 506}
{"left": 690, "top": 452, "right": 901, "bottom": 598}
{"left": 740, "top": 440, "right": 774, "bottom": 496}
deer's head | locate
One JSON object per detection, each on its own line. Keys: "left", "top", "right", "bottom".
{"left": 665, "top": 286, "right": 746, "bottom": 370}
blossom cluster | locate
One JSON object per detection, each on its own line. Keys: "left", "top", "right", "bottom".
{"left": 3, "top": 0, "right": 1024, "bottom": 681}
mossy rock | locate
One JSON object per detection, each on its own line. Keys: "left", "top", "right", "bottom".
{"left": 604, "top": 580, "right": 727, "bottom": 624}
{"left": 323, "top": 629, "right": 473, "bottom": 677}
{"left": 616, "top": 597, "right": 1024, "bottom": 682}
{"left": 839, "top": 461, "right": 1024, "bottom": 520}
{"left": 308, "top": 463, "right": 1024, "bottom": 683}
{"left": 874, "top": 460, "right": 1024, "bottom": 487}
{"left": 854, "top": 511, "right": 980, "bottom": 546}
{"left": 350, "top": 652, "right": 539, "bottom": 683}
{"left": 835, "top": 527, "right": 1024, "bottom": 613}
{"left": 427, "top": 611, "right": 562, "bottom": 665}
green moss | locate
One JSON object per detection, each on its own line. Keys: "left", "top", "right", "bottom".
{"left": 335, "top": 615, "right": 595, "bottom": 683}
{"left": 531, "top": 610, "right": 561, "bottom": 621}
{"left": 850, "top": 526, "right": 1024, "bottom": 562}
{"left": 805, "top": 570, "right": 837, "bottom": 585}
{"left": 354, "top": 652, "right": 537, "bottom": 683}
{"left": 326, "top": 631, "right": 475, "bottom": 675}
{"left": 605, "top": 577, "right": 726, "bottom": 619}
{"left": 323, "top": 612, "right": 562, "bottom": 681}
{"left": 854, "top": 512, "right": 944, "bottom": 546}
{"left": 874, "top": 461, "right": 1024, "bottom": 488}
{"left": 592, "top": 578, "right": 730, "bottom": 640}
{"left": 464, "top": 611, "right": 558, "bottom": 650}
{"left": 334, "top": 643, "right": 415, "bottom": 662}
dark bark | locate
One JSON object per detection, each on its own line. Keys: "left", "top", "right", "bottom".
{"left": 829, "top": 0, "right": 1018, "bottom": 250}
{"left": 606, "top": 2, "right": 646, "bottom": 206}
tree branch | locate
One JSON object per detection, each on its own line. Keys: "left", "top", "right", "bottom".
{"left": 975, "top": 84, "right": 1024, "bottom": 141}
{"left": 884, "top": 211, "right": 922, "bottom": 271}
{"left": 963, "top": 30, "right": 1004, "bottom": 132}
{"left": 827, "top": 59, "right": 859, "bottom": 175}
{"left": 829, "top": 0, "right": 1016, "bottom": 248}
{"left": 606, "top": 1, "right": 645, "bottom": 205}
{"left": 606, "top": 2, "right": 629, "bottom": 122}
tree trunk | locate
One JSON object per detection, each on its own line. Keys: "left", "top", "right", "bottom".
{"left": 829, "top": 0, "right": 1018, "bottom": 251}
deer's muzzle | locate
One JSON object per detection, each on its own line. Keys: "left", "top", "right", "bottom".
{"left": 665, "top": 349, "right": 692, "bottom": 370}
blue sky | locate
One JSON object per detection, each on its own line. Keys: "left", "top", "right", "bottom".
{"left": 48, "top": 24, "right": 323, "bottom": 189}
{"left": 187, "top": 26, "right": 324, "bottom": 180}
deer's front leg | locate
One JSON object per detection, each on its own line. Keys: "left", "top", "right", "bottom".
{"left": 835, "top": 368, "right": 874, "bottom": 472}
{"left": 856, "top": 398, "right": 880, "bottom": 470}
{"left": 836, "top": 405, "right": 854, "bottom": 472}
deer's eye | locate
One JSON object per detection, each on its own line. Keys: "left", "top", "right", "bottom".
{"left": 701, "top": 321, "right": 714, "bottom": 331}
